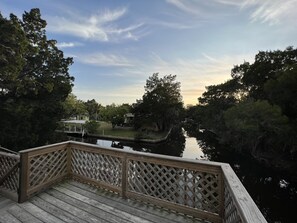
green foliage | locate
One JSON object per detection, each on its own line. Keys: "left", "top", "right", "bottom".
{"left": 194, "top": 79, "right": 241, "bottom": 132}
{"left": 231, "top": 46, "right": 297, "bottom": 100}
{"left": 0, "top": 9, "right": 74, "bottom": 150}
{"left": 99, "top": 103, "right": 131, "bottom": 123}
{"left": 133, "top": 73, "right": 184, "bottom": 131}
{"left": 63, "top": 94, "right": 87, "bottom": 119}
{"left": 111, "top": 115, "right": 124, "bottom": 129}
{"left": 186, "top": 46, "right": 297, "bottom": 159}
{"left": 84, "top": 121, "right": 100, "bottom": 134}
{"left": 264, "top": 65, "right": 297, "bottom": 119}
{"left": 223, "top": 100, "right": 290, "bottom": 154}
{"left": 84, "top": 99, "right": 101, "bottom": 120}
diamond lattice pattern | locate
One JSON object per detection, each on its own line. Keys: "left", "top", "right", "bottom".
{"left": 0, "top": 155, "right": 19, "bottom": 191}
{"left": 128, "top": 160, "right": 220, "bottom": 213}
{"left": 71, "top": 148, "right": 122, "bottom": 187}
{"left": 29, "top": 149, "right": 67, "bottom": 188}
{"left": 224, "top": 183, "right": 242, "bottom": 223}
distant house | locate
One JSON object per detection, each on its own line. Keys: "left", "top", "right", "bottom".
{"left": 60, "top": 119, "right": 86, "bottom": 135}
{"left": 69, "top": 114, "right": 89, "bottom": 121}
{"left": 59, "top": 114, "right": 89, "bottom": 135}
{"left": 124, "top": 113, "right": 134, "bottom": 126}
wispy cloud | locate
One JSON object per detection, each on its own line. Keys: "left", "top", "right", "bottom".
{"left": 214, "top": 0, "right": 297, "bottom": 25}
{"left": 166, "top": 0, "right": 297, "bottom": 26}
{"left": 213, "top": 0, "right": 243, "bottom": 7}
{"left": 78, "top": 53, "right": 134, "bottom": 67}
{"left": 56, "top": 42, "right": 83, "bottom": 48}
{"left": 153, "top": 21, "right": 194, "bottom": 29}
{"left": 165, "top": 0, "right": 204, "bottom": 15}
{"left": 47, "top": 7, "right": 145, "bottom": 42}
{"left": 246, "top": 0, "right": 297, "bottom": 25}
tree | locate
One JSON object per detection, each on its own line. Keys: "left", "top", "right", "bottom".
{"left": 99, "top": 103, "right": 131, "bottom": 124}
{"left": 186, "top": 47, "right": 297, "bottom": 163}
{"left": 223, "top": 100, "right": 290, "bottom": 155}
{"left": 133, "top": 73, "right": 184, "bottom": 131}
{"left": 0, "top": 13, "right": 28, "bottom": 95}
{"left": 84, "top": 99, "right": 101, "bottom": 120}
{"left": 264, "top": 65, "right": 297, "bottom": 120}
{"left": 0, "top": 9, "right": 74, "bottom": 150}
{"left": 231, "top": 46, "right": 297, "bottom": 100}
{"left": 84, "top": 120, "right": 100, "bottom": 134}
{"left": 197, "top": 78, "right": 242, "bottom": 132}
{"left": 63, "top": 94, "right": 87, "bottom": 119}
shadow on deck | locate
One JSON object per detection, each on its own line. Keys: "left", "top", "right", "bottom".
{"left": 0, "top": 180, "right": 204, "bottom": 223}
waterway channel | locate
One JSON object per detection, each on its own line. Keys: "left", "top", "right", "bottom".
{"left": 69, "top": 127, "right": 297, "bottom": 223}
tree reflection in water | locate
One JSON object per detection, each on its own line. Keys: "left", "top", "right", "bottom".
{"left": 122, "top": 126, "right": 186, "bottom": 157}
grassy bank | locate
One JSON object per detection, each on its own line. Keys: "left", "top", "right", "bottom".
{"left": 94, "top": 121, "right": 168, "bottom": 140}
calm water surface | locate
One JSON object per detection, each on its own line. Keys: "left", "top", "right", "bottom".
{"left": 96, "top": 136, "right": 204, "bottom": 158}
{"left": 70, "top": 127, "right": 297, "bottom": 223}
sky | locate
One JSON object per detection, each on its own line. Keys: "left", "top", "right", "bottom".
{"left": 1, "top": 0, "right": 297, "bottom": 106}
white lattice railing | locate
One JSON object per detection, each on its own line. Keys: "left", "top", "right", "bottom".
{"left": 16, "top": 141, "right": 267, "bottom": 223}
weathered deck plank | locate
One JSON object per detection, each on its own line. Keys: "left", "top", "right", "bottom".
{"left": 38, "top": 193, "right": 104, "bottom": 223}
{"left": 0, "top": 210, "right": 22, "bottom": 223}
{"left": 7, "top": 205, "right": 43, "bottom": 223}
{"left": 16, "top": 202, "right": 65, "bottom": 223}
{"left": 46, "top": 188, "right": 138, "bottom": 223}
{"left": 30, "top": 196, "right": 81, "bottom": 223}
{"left": 0, "top": 194, "right": 14, "bottom": 211}
{"left": 0, "top": 181, "right": 205, "bottom": 223}
{"left": 67, "top": 181, "right": 202, "bottom": 223}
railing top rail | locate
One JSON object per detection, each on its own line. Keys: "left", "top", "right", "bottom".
{"left": 69, "top": 141, "right": 226, "bottom": 168}
{"left": 222, "top": 164, "right": 267, "bottom": 223}
{"left": 0, "top": 146, "right": 18, "bottom": 155}
{"left": 18, "top": 141, "right": 70, "bottom": 154}
{"left": 19, "top": 140, "right": 226, "bottom": 168}
{"left": 0, "top": 151, "right": 20, "bottom": 159}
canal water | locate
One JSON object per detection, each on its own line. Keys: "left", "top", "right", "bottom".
{"left": 69, "top": 127, "right": 297, "bottom": 223}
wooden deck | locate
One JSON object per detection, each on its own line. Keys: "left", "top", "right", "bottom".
{"left": 0, "top": 180, "right": 204, "bottom": 223}
{"left": 0, "top": 141, "right": 268, "bottom": 223}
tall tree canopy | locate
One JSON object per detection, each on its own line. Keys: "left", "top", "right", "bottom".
{"left": 99, "top": 103, "right": 132, "bottom": 128}
{"left": 63, "top": 94, "right": 87, "bottom": 119}
{"left": 186, "top": 47, "right": 297, "bottom": 161}
{"left": 84, "top": 99, "right": 102, "bottom": 121}
{"left": 133, "top": 73, "right": 184, "bottom": 131}
{"left": 0, "top": 9, "right": 74, "bottom": 150}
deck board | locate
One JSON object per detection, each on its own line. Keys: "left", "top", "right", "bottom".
{"left": 0, "top": 194, "right": 14, "bottom": 211}
{"left": 0, "top": 181, "right": 205, "bottom": 223}
{"left": 30, "top": 196, "right": 81, "bottom": 223}
{"left": 7, "top": 205, "right": 43, "bottom": 223}
{"left": 66, "top": 181, "right": 200, "bottom": 223}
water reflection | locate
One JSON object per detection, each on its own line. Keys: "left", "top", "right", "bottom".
{"left": 123, "top": 127, "right": 186, "bottom": 157}
{"left": 70, "top": 127, "right": 202, "bottom": 159}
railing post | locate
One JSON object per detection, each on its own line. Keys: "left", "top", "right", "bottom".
{"left": 219, "top": 170, "right": 225, "bottom": 220}
{"left": 67, "top": 143, "right": 72, "bottom": 178}
{"left": 121, "top": 154, "right": 128, "bottom": 199}
{"left": 18, "top": 152, "right": 29, "bottom": 203}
